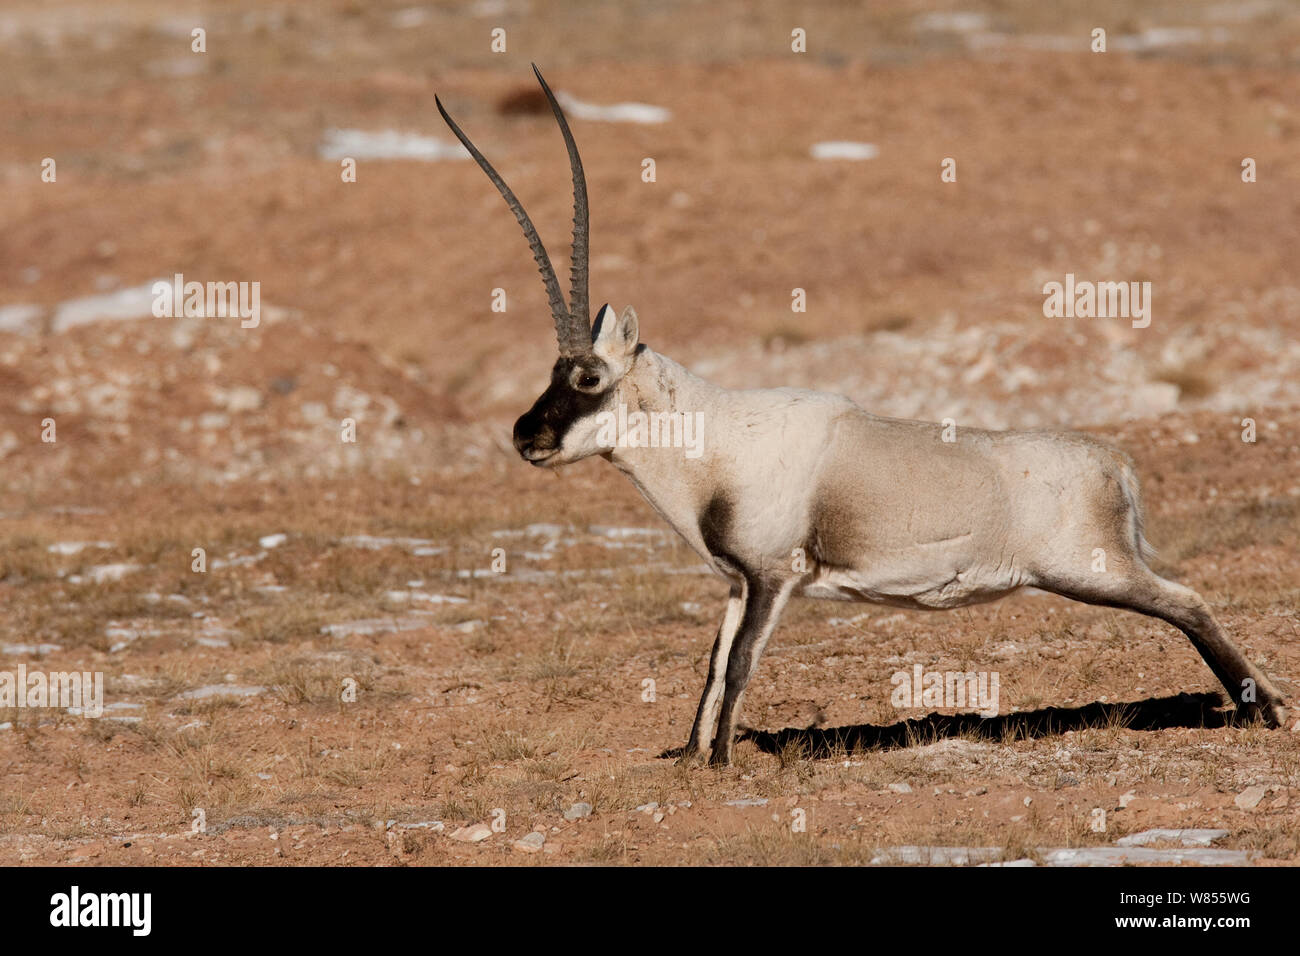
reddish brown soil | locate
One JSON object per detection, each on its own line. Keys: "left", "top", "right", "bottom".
{"left": 1, "top": 0, "right": 1298, "bottom": 866}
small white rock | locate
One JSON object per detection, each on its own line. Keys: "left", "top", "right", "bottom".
{"left": 1234, "top": 785, "right": 1268, "bottom": 811}
{"left": 513, "top": 831, "right": 545, "bottom": 853}
{"left": 564, "top": 802, "right": 593, "bottom": 820}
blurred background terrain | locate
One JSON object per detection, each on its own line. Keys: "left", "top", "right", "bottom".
{"left": 0, "top": 0, "right": 1298, "bottom": 865}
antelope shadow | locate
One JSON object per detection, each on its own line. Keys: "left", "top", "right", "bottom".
{"left": 661, "top": 692, "right": 1249, "bottom": 761}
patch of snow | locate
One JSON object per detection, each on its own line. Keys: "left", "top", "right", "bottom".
{"left": 1042, "top": 846, "right": 1249, "bottom": 866}
{"left": 870, "top": 844, "right": 1249, "bottom": 866}
{"left": 177, "top": 684, "right": 267, "bottom": 700}
{"left": 51, "top": 282, "right": 163, "bottom": 333}
{"left": 2, "top": 643, "right": 62, "bottom": 655}
{"left": 872, "top": 846, "right": 1003, "bottom": 865}
{"left": 340, "top": 534, "right": 440, "bottom": 552}
{"left": 320, "top": 617, "right": 430, "bottom": 638}
{"left": 318, "top": 128, "right": 468, "bottom": 162}
{"left": 980, "top": 858, "right": 1037, "bottom": 867}
{"left": 79, "top": 563, "right": 139, "bottom": 584}
{"left": 810, "top": 141, "right": 879, "bottom": 161}
{"left": 1115, "top": 828, "right": 1228, "bottom": 847}
{"left": 69, "top": 701, "right": 141, "bottom": 720}
{"left": 48, "top": 541, "right": 113, "bottom": 556}
{"left": 492, "top": 524, "right": 564, "bottom": 539}
{"left": 106, "top": 624, "right": 164, "bottom": 653}
{"left": 0, "top": 304, "right": 43, "bottom": 335}
{"left": 588, "top": 525, "right": 666, "bottom": 539}
{"left": 913, "top": 12, "right": 988, "bottom": 32}
{"left": 1112, "top": 28, "right": 1221, "bottom": 51}
{"left": 385, "top": 590, "right": 468, "bottom": 604}
{"left": 555, "top": 91, "right": 670, "bottom": 125}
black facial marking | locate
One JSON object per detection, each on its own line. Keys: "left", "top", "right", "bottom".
{"left": 512, "top": 356, "right": 608, "bottom": 462}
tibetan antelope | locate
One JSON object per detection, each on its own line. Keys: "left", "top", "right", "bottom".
{"left": 437, "top": 66, "right": 1289, "bottom": 766}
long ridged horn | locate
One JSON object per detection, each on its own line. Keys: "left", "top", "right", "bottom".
{"left": 530, "top": 63, "right": 591, "bottom": 348}
{"left": 436, "top": 89, "right": 589, "bottom": 356}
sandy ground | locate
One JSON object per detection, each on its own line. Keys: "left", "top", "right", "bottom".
{"left": 1, "top": 0, "right": 1298, "bottom": 865}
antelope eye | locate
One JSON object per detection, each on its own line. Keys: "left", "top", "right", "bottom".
{"left": 576, "top": 373, "right": 601, "bottom": 390}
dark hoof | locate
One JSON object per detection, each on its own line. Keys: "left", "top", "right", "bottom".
{"left": 1236, "top": 700, "right": 1289, "bottom": 729}
{"left": 707, "top": 747, "right": 733, "bottom": 768}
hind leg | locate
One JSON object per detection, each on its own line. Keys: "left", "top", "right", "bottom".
{"left": 1038, "top": 557, "right": 1288, "bottom": 727}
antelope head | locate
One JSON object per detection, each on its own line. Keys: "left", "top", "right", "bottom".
{"left": 437, "top": 65, "right": 641, "bottom": 468}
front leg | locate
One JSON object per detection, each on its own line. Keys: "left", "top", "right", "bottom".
{"left": 710, "top": 576, "right": 796, "bottom": 767}
{"left": 678, "top": 583, "right": 745, "bottom": 764}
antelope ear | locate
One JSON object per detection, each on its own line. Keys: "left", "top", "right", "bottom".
{"left": 592, "top": 303, "right": 639, "bottom": 370}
